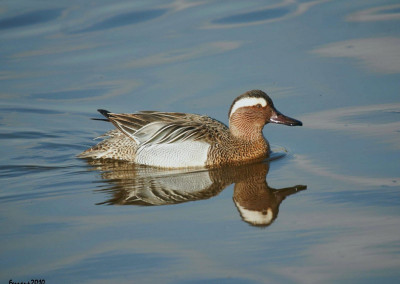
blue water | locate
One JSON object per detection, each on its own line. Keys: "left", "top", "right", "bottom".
{"left": 1, "top": 0, "right": 400, "bottom": 283}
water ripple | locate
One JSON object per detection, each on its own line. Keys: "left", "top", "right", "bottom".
{"left": 204, "top": 0, "right": 329, "bottom": 29}
{"left": 0, "top": 164, "right": 64, "bottom": 178}
{"left": 30, "top": 88, "right": 108, "bottom": 100}
{"left": 312, "top": 37, "right": 400, "bottom": 74}
{"left": 301, "top": 103, "right": 400, "bottom": 149}
{"left": 0, "top": 131, "right": 59, "bottom": 139}
{"left": 213, "top": 7, "right": 291, "bottom": 25}
{"left": 0, "top": 106, "right": 63, "bottom": 115}
{"left": 347, "top": 4, "right": 400, "bottom": 22}
{"left": 0, "top": 9, "right": 62, "bottom": 30}
{"left": 74, "top": 9, "right": 167, "bottom": 33}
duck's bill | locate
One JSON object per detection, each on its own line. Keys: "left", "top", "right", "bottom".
{"left": 269, "top": 109, "right": 302, "bottom": 126}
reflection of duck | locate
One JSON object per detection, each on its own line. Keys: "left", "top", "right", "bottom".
{"left": 79, "top": 90, "right": 302, "bottom": 168}
{"left": 232, "top": 164, "right": 306, "bottom": 226}
{"left": 86, "top": 158, "right": 306, "bottom": 227}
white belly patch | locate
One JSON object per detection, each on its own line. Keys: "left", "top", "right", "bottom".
{"left": 135, "top": 141, "right": 210, "bottom": 168}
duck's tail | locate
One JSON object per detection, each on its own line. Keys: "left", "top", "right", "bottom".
{"left": 91, "top": 109, "right": 111, "bottom": 121}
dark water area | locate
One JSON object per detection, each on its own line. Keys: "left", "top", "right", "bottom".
{"left": 1, "top": 0, "right": 400, "bottom": 283}
{"left": 74, "top": 9, "right": 168, "bottom": 34}
{"left": 0, "top": 9, "right": 63, "bottom": 30}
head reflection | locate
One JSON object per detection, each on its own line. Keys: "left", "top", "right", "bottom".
{"left": 84, "top": 159, "right": 306, "bottom": 227}
{"left": 232, "top": 163, "right": 306, "bottom": 227}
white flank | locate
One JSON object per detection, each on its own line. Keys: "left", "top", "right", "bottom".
{"left": 135, "top": 141, "right": 210, "bottom": 168}
{"left": 229, "top": 97, "right": 267, "bottom": 117}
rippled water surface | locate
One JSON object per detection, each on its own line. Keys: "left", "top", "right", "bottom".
{"left": 1, "top": 0, "right": 400, "bottom": 283}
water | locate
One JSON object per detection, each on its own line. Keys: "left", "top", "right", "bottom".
{"left": 1, "top": 0, "right": 400, "bottom": 283}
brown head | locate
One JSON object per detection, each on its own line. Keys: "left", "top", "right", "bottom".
{"left": 228, "top": 90, "right": 302, "bottom": 140}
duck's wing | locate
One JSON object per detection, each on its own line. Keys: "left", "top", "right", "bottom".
{"left": 98, "top": 110, "right": 225, "bottom": 146}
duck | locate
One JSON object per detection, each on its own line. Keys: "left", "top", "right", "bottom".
{"left": 78, "top": 90, "right": 302, "bottom": 168}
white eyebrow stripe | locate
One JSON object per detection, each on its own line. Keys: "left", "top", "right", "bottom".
{"left": 230, "top": 97, "right": 267, "bottom": 117}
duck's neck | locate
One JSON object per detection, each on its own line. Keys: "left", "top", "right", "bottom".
{"left": 229, "top": 113, "right": 265, "bottom": 142}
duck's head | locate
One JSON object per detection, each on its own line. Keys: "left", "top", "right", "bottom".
{"left": 228, "top": 90, "right": 302, "bottom": 139}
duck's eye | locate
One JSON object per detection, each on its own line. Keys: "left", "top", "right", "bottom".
{"left": 256, "top": 104, "right": 262, "bottom": 108}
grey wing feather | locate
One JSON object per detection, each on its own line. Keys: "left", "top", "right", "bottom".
{"left": 136, "top": 123, "right": 207, "bottom": 145}
{"left": 105, "top": 111, "right": 212, "bottom": 146}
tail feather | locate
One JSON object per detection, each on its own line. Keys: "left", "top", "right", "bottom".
{"left": 91, "top": 118, "right": 109, "bottom": 121}
{"left": 98, "top": 109, "right": 112, "bottom": 118}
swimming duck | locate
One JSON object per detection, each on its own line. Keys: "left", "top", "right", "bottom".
{"left": 78, "top": 90, "right": 302, "bottom": 168}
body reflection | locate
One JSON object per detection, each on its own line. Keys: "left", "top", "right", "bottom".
{"left": 85, "top": 159, "right": 306, "bottom": 227}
